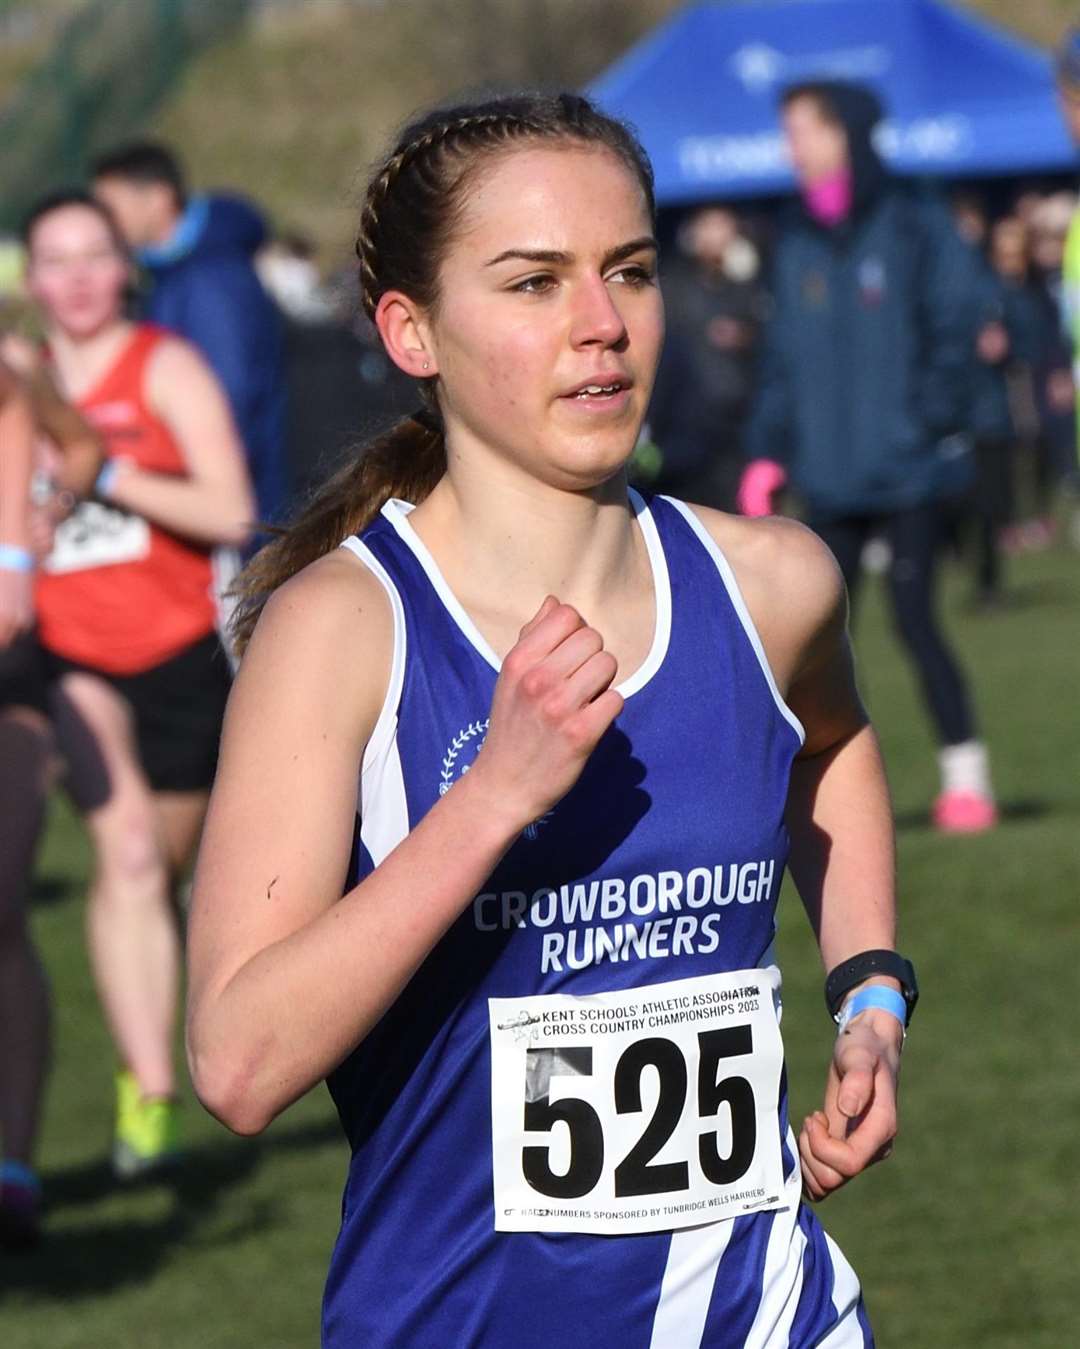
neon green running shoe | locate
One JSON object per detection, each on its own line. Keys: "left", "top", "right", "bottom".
{"left": 112, "top": 1070, "right": 182, "bottom": 1180}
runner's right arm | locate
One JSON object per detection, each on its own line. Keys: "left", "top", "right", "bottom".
{"left": 186, "top": 564, "right": 621, "bottom": 1135}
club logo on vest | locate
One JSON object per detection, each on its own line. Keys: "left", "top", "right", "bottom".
{"left": 440, "top": 719, "right": 551, "bottom": 840}
{"left": 439, "top": 719, "right": 489, "bottom": 796}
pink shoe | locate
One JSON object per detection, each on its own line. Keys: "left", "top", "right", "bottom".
{"left": 932, "top": 789, "right": 998, "bottom": 834}
{"left": 1028, "top": 516, "right": 1056, "bottom": 550}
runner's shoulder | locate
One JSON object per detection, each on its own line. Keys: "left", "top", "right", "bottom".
{"left": 240, "top": 544, "right": 395, "bottom": 741}
{"left": 256, "top": 544, "right": 394, "bottom": 659}
{"left": 145, "top": 332, "right": 216, "bottom": 387}
{"left": 679, "top": 504, "right": 846, "bottom": 667}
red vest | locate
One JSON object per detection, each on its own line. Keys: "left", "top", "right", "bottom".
{"left": 36, "top": 325, "right": 217, "bottom": 674}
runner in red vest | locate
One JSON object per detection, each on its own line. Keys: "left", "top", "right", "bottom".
{"left": 23, "top": 191, "right": 255, "bottom": 1178}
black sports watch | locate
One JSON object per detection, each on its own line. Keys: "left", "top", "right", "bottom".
{"left": 824, "top": 949, "right": 919, "bottom": 1025}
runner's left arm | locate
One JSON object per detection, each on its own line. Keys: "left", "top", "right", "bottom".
{"left": 780, "top": 531, "right": 903, "bottom": 1202}
{"left": 104, "top": 336, "right": 255, "bottom": 548}
{"left": 682, "top": 510, "right": 903, "bottom": 1203}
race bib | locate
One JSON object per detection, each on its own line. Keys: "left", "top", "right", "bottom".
{"left": 489, "top": 969, "right": 787, "bottom": 1235}
{"left": 44, "top": 501, "right": 150, "bottom": 575}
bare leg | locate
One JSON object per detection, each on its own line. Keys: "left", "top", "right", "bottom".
{"left": 154, "top": 790, "right": 210, "bottom": 882}
{"left": 0, "top": 707, "right": 52, "bottom": 1167}
{"left": 52, "top": 675, "right": 177, "bottom": 1099}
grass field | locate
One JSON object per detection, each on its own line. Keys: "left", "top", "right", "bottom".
{"left": 3, "top": 534, "right": 1079, "bottom": 1347}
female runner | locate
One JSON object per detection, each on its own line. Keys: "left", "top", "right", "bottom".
{"left": 187, "top": 94, "right": 914, "bottom": 1347}
{"left": 23, "top": 192, "right": 254, "bottom": 1178}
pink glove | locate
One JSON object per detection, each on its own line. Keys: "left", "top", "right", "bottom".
{"left": 737, "top": 459, "right": 787, "bottom": 517}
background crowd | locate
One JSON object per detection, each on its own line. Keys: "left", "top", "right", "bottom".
{"left": 654, "top": 182, "right": 1079, "bottom": 555}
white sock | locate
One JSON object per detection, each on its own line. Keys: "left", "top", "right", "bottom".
{"left": 938, "top": 740, "right": 993, "bottom": 798}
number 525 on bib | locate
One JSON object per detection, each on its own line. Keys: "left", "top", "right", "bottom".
{"left": 488, "top": 969, "right": 789, "bottom": 1236}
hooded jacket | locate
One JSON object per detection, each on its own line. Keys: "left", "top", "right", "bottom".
{"left": 139, "top": 194, "right": 287, "bottom": 530}
{"left": 743, "top": 82, "right": 980, "bottom": 517}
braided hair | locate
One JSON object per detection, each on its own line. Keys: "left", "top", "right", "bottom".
{"left": 230, "top": 93, "right": 654, "bottom": 654}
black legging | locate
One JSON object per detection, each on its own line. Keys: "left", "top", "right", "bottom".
{"left": 971, "top": 436, "right": 1013, "bottom": 596}
{"left": 808, "top": 504, "right": 975, "bottom": 746}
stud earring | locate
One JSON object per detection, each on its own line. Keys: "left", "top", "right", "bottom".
{"left": 422, "top": 361, "right": 430, "bottom": 371}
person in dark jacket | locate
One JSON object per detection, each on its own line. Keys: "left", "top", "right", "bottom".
{"left": 965, "top": 216, "right": 1045, "bottom": 602}
{"left": 1027, "top": 193, "right": 1079, "bottom": 521}
{"left": 91, "top": 142, "right": 286, "bottom": 535}
{"left": 740, "top": 81, "right": 996, "bottom": 833}
{"left": 647, "top": 207, "right": 765, "bottom": 510}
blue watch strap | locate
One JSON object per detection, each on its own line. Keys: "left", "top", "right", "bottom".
{"left": 836, "top": 985, "right": 908, "bottom": 1035}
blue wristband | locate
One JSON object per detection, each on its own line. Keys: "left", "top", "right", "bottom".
{"left": 0, "top": 1159, "right": 40, "bottom": 1193}
{"left": 0, "top": 543, "right": 34, "bottom": 574}
{"left": 836, "top": 985, "right": 908, "bottom": 1036}
{"left": 95, "top": 460, "right": 121, "bottom": 499}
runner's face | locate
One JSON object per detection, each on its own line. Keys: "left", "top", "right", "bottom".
{"left": 425, "top": 145, "right": 663, "bottom": 491}
{"left": 27, "top": 206, "right": 128, "bottom": 340}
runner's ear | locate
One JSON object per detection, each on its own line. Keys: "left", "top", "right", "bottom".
{"left": 375, "top": 290, "right": 437, "bottom": 380}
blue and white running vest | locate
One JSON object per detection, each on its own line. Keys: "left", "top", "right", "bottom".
{"left": 324, "top": 490, "right": 873, "bottom": 1348}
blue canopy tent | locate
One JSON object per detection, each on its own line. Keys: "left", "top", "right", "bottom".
{"left": 589, "top": 0, "right": 1078, "bottom": 204}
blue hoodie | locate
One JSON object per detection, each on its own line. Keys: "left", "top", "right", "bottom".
{"left": 744, "top": 83, "right": 980, "bottom": 518}
{"left": 138, "top": 194, "right": 287, "bottom": 531}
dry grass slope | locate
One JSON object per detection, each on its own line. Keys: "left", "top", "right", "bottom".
{"left": 146, "top": 0, "right": 1079, "bottom": 260}
{"left": 0, "top": 1, "right": 1076, "bottom": 255}
{"left": 150, "top": 0, "right": 681, "bottom": 259}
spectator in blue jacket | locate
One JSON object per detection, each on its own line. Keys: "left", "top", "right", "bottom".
{"left": 740, "top": 81, "right": 996, "bottom": 833}
{"left": 91, "top": 142, "right": 287, "bottom": 537}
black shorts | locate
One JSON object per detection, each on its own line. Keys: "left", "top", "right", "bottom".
{"left": 0, "top": 631, "right": 50, "bottom": 717}
{"left": 47, "top": 630, "right": 232, "bottom": 792}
